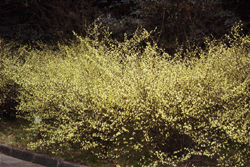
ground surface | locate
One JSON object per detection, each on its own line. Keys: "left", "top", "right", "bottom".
{"left": 0, "top": 144, "right": 88, "bottom": 167}
{"left": 0, "top": 153, "right": 46, "bottom": 167}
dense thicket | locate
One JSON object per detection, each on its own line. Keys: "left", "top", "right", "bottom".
{"left": 0, "top": 1, "right": 250, "bottom": 166}
{"left": 1, "top": 22, "right": 250, "bottom": 166}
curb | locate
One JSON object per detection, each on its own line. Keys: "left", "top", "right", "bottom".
{"left": 0, "top": 144, "right": 89, "bottom": 167}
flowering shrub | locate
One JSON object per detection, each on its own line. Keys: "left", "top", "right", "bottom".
{"left": 0, "top": 41, "right": 20, "bottom": 119}
{"left": 2, "top": 23, "right": 250, "bottom": 166}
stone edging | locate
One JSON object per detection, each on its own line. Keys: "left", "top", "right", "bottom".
{"left": 0, "top": 144, "right": 88, "bottom": 167}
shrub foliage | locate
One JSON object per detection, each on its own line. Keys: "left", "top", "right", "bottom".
{"left": 2, "top": 23, "right": 250, "bottom": 166}
{"left": 0, "top": 40, "right": 20, "bottom": 119}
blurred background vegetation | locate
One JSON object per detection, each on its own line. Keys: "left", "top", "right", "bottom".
{"left": 0, "top": 0, "right": 249, "bottom": 53}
